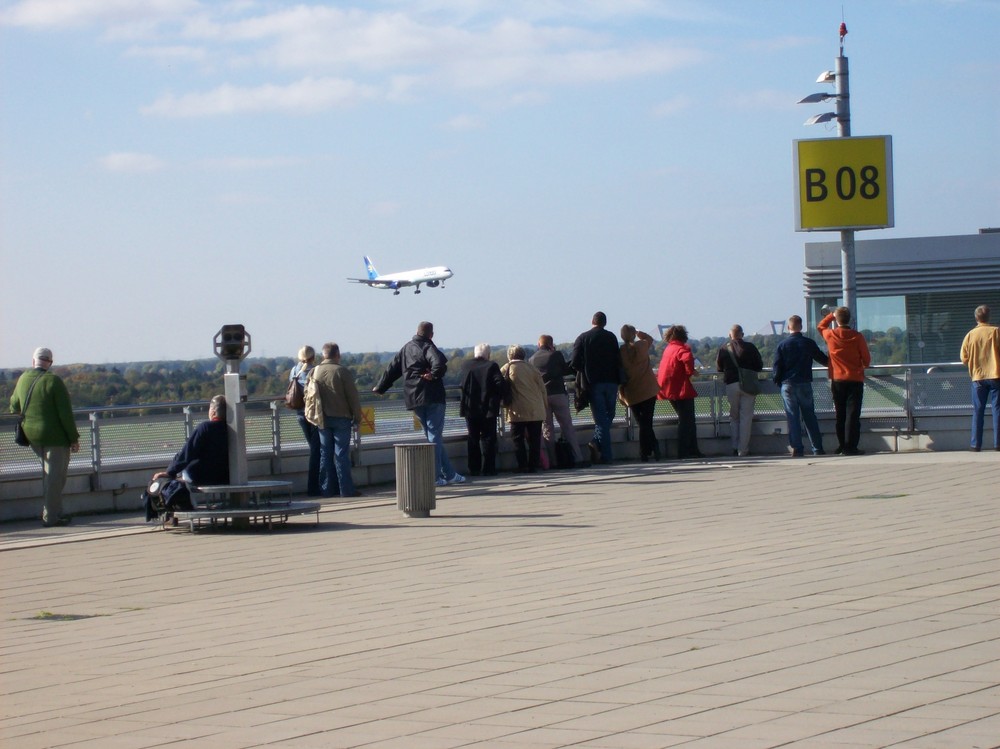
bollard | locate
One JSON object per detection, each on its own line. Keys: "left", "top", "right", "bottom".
{"left": 394, "top": 444, "right": 436, "bottom": 518}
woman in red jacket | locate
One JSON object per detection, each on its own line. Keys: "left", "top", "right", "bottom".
{"left": 657, "top": 325, "right": 704, "bottom": 459}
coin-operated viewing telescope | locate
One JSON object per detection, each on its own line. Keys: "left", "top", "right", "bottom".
{"left": 214, "top": 324, "right": 251, "bottom": 363}
{"left": 213, "top": 324, "right": 251, "bottom": 484}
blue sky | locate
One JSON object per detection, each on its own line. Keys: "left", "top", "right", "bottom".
{"left": 2, "top": 0, "right": 998, "bottom": 368}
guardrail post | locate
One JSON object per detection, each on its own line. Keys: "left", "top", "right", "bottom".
{"left": 905, "top": 367, "right": 915, "bottom": 433}
{"left": 183, "top": 406, "right": 195, "bottom": 439}
{"left": 269, "top": 400, "right": 282, "bottom": 474}
{"left": 89, "top": 411, "right": 102, "bottom": 491}
{"left": 711, "top": 375, "right": 721, "bottom": 438}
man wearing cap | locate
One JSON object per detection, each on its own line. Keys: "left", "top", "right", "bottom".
{"left": 9, "top": 348, "right": 80, "bottom": 526}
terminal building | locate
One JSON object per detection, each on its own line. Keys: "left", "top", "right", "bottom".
{"left": 803, "top": 229, "right": 1000, "bottom": 364}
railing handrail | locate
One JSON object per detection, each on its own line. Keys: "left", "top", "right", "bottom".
{"left": 1, "top": 368, "right": 977, "bottom": 485}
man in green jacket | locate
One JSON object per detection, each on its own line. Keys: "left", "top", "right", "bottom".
{"left": 9, "top": 347, "right": 80, "bottom": 526}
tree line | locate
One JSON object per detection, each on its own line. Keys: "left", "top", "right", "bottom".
{"left": 1, "top": 329, "right": 908, "bottom": 410}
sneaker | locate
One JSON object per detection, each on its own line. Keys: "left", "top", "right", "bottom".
{"left": 42, "top": 516, "right": 72, "bottom": 528}
{"left": 435, "top": 478, "right": 448, "bottom": 487}
{"left": 448, "top": 473, "right": 467, "bottom": 485}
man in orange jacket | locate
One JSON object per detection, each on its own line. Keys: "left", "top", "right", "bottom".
{"left": 819, "top": 307, "right": 871, "bottom": 455}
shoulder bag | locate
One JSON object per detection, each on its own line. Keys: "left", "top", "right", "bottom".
{"left": 14, "top": 373, "right": 45, "bottom": 447}
{"left": 727, "top": 344, "right": 761, "bottom": 395}
{"left": 285, "top": 365, "right": 306, "bottom": 410}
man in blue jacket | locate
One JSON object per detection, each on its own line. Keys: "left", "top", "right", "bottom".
{"left": 772, "top": 315, "right": 829, "bottom": 457}
{"left": 374, "top": 321, "right": 465, "bottom": 486}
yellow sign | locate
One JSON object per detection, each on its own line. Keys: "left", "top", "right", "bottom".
{"left": 358, "top": 407, "right": 375, "bottom": 436}
{"left": 794, "top": 135, "right": 893, "bottom": 231}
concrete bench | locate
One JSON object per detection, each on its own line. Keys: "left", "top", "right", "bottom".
{"left": 172, "top": 480, "right": 320, "bottom": 532}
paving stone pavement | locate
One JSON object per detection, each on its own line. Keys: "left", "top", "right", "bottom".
{"left": 1, "top": 452, "right": 998, "bottom": 749}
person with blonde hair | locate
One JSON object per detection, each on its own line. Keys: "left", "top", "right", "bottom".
{"left": 960, "top": 304, "right": 1000, "bottom": 451}
{"left": 289, "top": 345, "right": 320, "bottom": 495}
{"left": 501, "top": 345, "right": 548, "bottom": 473}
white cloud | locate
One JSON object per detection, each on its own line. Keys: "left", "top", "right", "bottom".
{"left": 99, "top": 152, "right": 165, "bottom": 173}
{"left": 0, "top": 0, "right": 197, "bottom": 28}
{"left": 142, "top": 77, "right": 378, "bottom": 117}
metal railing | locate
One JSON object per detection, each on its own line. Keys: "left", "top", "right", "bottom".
{"left": 0, "top": 364, "right": 974, "bottom": 482}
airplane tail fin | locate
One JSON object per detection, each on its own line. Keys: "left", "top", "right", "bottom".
{"left": 363, "top": 256, "right": 379, "bottom": 280}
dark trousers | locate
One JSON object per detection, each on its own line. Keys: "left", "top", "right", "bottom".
{"left": 465, "top": 416, "right": 498, "bottom": 475}
{"left": 631, "top": 398, "right": 658, "bottom": 459}
{"left": 296, "top": 412, "right": 321, "bottom": 496}
{"left": 831, "top": 380, "right": 864, "bottom": 451}
{"left": 669, "top": 398, "right": 700, "bottom": 458}
{"left": 510, "top": 421, "right": 543, "bottom": 472}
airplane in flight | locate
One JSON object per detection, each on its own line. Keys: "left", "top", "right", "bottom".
{"left": 347, "top": 256, "right": 454, "bottom": 295}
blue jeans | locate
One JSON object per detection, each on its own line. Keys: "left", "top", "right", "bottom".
{"left": 780, "top": 382, "right": 824, "bottom": 454}
{"left": 589, "top": 382, "right": 618, "bottom": 462}
{"left": 318, "top": 417, "right": 354, "bottom": 497}
{"left": 296, "top": 412, "right": 321, "bottom": 496}
{"left": 413, "top": 402, "right": 455, "bottom": 480}
{"left": 970, "top": 378, "right": 1000, "bottom": 449}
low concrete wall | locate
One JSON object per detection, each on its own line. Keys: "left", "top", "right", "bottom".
{"left": 0, "top": 413, "right": 986, "bottom": 523}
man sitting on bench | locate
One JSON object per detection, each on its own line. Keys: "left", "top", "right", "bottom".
{"left": 146, "top": 394, "right": 229, "bottom": 520}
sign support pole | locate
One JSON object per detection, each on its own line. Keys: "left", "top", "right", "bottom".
{"left": 835, "top": 45, "right": 856, "bottom": 322}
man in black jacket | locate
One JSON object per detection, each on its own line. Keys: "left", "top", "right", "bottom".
{"left": 459, "top": 343, "right": 506, "bottom": 476}
{"left": 374, "top": 321, "right": 466, "bottom": 486}
{"left": 571, "top": 311, "right": 622, "bottom": 464}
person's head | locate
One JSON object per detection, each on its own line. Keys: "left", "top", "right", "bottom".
{"left": 620, "top": 324, "right": 636, "bottom": 343}
{"left": 208, "top": 394, "right": 227, "bottom": 421}
{"left": 297, "top": 345, "right": 315, "bottom": 363}
{"left": 537, "top": 334, "right": 554, "bottom": 350}
{"left": 592, "top": 311, "right": 607, "bottom": 328}
{"left": 417, "top": 321, "right": 434, "bottom": 339}
{"left": 729, "top": 324, "right": 744, "bottom": 341}
{"left": 322, "top": 342, "right": 340, "bottom": 361}
{"left": 507, "top": 344, "right": 525, "bottom": 361}
{"left": 834, "top": 306, "right": 852, "bottom": 327}
{"left": 474, "top": 343, "right": 491, "bottom": 360}
{"left": 975, "top": 304, "right": 991, "bottom": 323}
{"left": 668, "top": 325, "right": 689, "bottom": 344}
{"left": 32, "top": 347, "right": 53, "bottom": 370}
{"left": 787, "top": 315, "right": 803, "bottom": 333}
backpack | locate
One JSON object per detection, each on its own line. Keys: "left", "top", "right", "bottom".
{"left": 303, "top": 373, "right": 325, "bottom": 428}
{"left": 285, "top": 373, "right": 305, "bottom": 410}
{"left": 554, "top": 438, "right": 576, "bottom": 469}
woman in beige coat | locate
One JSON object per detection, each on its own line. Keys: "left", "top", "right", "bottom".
{"left": 620, "top": 325, "right": 661, "bottom": 461}
{"left": 501, "top": 345, "right": 548, "bottom": 472}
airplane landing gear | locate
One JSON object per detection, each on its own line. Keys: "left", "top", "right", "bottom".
{"left": 393, "top": 290, "right": 400, "bottom": 296}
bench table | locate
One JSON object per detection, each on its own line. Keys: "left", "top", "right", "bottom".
{"left": 172, "top": 480, "right": 320, "bottom": 532}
